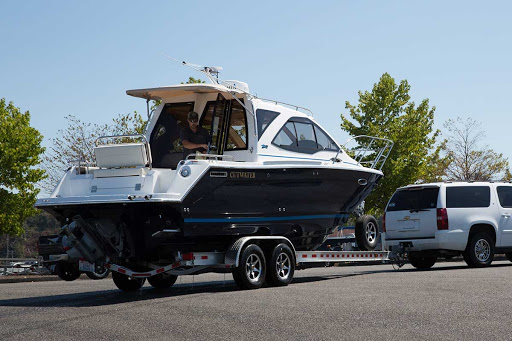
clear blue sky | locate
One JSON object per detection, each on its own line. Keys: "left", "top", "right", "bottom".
{"left": 1, "top": 1, "right": 511, "bottom": 163}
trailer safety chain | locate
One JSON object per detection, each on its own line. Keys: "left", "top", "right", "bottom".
{"left": 389, "top": 245, "right": 411, "bottom": 270}
{"left": 390, "top": 253, "right": 405, "bottom": 270}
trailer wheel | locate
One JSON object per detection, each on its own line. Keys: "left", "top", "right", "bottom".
{"left": 408, "top": 252, "right": 437, "bottom": 270}
{"left": 56, "top": 261, "right": 81, "bottom": 281}
{"left": 266, "top": 243, "right": 295, "bottom": 287}
{"left": 232, "top": 244, "right": 266, "bottom": 290}
{"left": 148, "top": 273, "right": 178, "bottom": 289}
{"left": 85, "top": 267, "right": 110, "bottom": 280}
{"left": 463, "top": 232, "right": 494, "bottom": 268}
{"left": 355, "top": 215, "right": 379, "bottom": 251}
{"left": 112, "top": 272, "right": 145, "bottom": 291}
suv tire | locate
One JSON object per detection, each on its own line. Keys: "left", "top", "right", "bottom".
{"left": 408, "top": 252, "right": 437, "bottom": 270}
{"left": 463, "top": 232, "right": 494, "bottom": 268}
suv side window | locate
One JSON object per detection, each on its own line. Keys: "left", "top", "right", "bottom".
{"left": 446, "top": 186, "right": 490, "bottom": 208}
{"left": 497, "top": 186, "right": 512, "bottom": 208}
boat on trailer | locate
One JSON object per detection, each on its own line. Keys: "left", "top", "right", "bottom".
{"left": 36, "top": 65, "right": 393, "bottom": 289}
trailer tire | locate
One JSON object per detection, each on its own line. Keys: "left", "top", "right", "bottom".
{"left": 232, "top": 244, "right": 266, "bottom": 290}
{"left": 355, "top": 215, "right": 379, "bottom": 251}
{"left": 112, "top": 272, "right": 145, "bottom": 291}
{"left": 463, "top": 232, "right": 494, "bottom": 268}
{"left": 148, "top": 273, "right": 178, "bottom": 289}
{"left": 408, "top": 252, "right": 437, "bottom": 270}
{"left": 85, "top": 267, "right": 110, "bottom": 280}
{"left": 56, "top": 261, "right": 81, "bottom": 281}
{"left": 266, "top": 243, "right": 295, "bottom": 287}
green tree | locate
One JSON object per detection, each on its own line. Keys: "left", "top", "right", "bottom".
{"left": 443, "top": 117, "right": 509, "bottom": 181}
{"left": 182, "top": 77, "right": 205, "bottom": 84}
{"left": 341, "top": 73, "right": 445, "bottom": 215}
{"left": 0, "top": 210, "right": 60, "bottom": 257}
{"left": 0, "top": 99, "right": 45, "bottom": 236}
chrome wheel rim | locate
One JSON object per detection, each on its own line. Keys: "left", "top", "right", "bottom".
{"left": 94, "top": 268, "right": 109, "bottom": 277}
{"left": 276, "top": 253, "right": 291, "bottom": 280}
{"left": 475, "top": 239, "right": 491, "bottom": 262}
{"left": 366, "top": 222, "right": 377, "bottom": 244}
{"left": 245, "top": 254, "right": 262, "bottom": 283}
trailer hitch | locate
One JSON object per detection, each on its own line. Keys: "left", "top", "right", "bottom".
{"left": 389, "top": 242, "right": 413, "bottom": 270}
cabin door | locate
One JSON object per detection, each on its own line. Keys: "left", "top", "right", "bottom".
{"left": 207, "top": 93, "right": 231, "bottom": 155}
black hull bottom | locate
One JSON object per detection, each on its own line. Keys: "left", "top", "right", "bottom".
{"left": 40, "top": 167, "right": 381, "bottom": 260}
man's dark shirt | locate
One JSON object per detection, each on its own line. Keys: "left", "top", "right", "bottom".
{"left": 180, "top": 126, "right": 209, "bottom": 159}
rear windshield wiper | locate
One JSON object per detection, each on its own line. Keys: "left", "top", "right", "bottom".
{"left": 409, "top": 209, "right": 431, "bottom": 213}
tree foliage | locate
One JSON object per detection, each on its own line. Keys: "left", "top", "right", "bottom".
{"left": 0, "top": 99, "right": 45, "bottom": 236}
{"left": 0, "top": 210, "right": 60, "bottom": 257}
{"left": 41, "top": 112, "right": 146, "bottom": 193}
{"left": 341, "top": 73, "right": 445, "bottom": 215}
{"left": 40, "top": 77, "right": 199, "bottom": 193}
{"left": 182, "top": 77, "right": 205, "bottom": 84}
{"left": 443, "top": 117, "right": 509, "bottom": 181}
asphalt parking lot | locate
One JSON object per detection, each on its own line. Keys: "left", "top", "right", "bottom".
{"left": 1, "top": 260, "right": 512, "bottom": 341}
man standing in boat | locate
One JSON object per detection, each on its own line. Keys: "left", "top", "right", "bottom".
{"left": 180, "top": 111, "right": 210, "bottom": 159}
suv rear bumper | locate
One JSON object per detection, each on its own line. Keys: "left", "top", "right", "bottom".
{"left": 382, "top": 229, "right": 468, "bottom": 252}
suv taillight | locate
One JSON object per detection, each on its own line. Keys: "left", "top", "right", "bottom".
{"left": 382, "top": 213, "right": 386, "bottom": 232}
{"left": 437, "top": 208, "right": 448, "bottom": 230}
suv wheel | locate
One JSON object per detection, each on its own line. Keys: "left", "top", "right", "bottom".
{"left": 464, "top": 232, "right": 494, "bottom": 268}
{"left": 408, "top": 252, "right": 437, "bottom": 270}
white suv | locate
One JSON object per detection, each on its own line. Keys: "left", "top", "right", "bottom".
{"left": 382, "top": 182, "right": 512, "bottom": 269}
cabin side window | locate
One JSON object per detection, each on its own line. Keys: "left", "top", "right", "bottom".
{"left": 273, "top": 121, "right": 297, "bottom": 148}
{"left": 313, "top": 125, "right": 339, "bottom": 152}
{"left": 256, "top": 109, "right": 279, "bottom": 140}
{"left": 272, "top": 118, "right": 339, "bottom": 154}
{"left": 150, "top": 102, "right": 194, "bottom": 168}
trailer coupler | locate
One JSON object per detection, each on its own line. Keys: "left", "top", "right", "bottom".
{"left": 388, "top": 242, "right": 413, "bottom": 270}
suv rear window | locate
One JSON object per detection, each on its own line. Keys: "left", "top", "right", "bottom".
{"left": 387, "top": 188, "right": 439, "bottom": 212}
{"left": 446, "top": 186, "right": 490, "bottom": 208}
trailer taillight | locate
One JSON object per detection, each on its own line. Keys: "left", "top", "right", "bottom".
{"left": 382, "top": 213, "right": 386, "bottom": 232}
{"left": 437, "top": 208, "right": 449, "bottom": 230}
{"left": 182, "top": 253, "right": 194, "bottom": 261}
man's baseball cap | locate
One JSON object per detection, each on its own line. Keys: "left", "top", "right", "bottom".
{"left": 188, "top": 111, "right": 199, "bottom": 120}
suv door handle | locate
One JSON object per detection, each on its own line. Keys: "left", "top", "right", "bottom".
{"left": 503, "top": 213, "right": 511, "bottom": 218}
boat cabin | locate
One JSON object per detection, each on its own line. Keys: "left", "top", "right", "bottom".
{"left": 126, "top": 81, "right": 342, "bottom": 168}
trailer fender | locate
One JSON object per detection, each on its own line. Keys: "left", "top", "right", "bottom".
{"left": 225, "top": 236, "right": 296, "bottom": 268}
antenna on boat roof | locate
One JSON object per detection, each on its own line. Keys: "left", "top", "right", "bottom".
{"left": 159, "top": 52, "right": 223, "bottom": 84}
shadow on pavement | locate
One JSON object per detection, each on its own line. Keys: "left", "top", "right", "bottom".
{"left": 5, "top": 262, "right": 508, "bottom": 308}
{"left": 0, "top": 268, "right": 395, "bottom": 308}
{"left": 398, "top": 261, "right": 512, "bottom": 272}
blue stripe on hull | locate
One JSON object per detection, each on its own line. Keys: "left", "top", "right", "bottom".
{"left": 184, "top": 214, "right": 347, "bottom": 223}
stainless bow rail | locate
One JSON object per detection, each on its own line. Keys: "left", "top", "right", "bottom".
{"left": 335, "top": 135, "right": 394, "bottom": 170}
